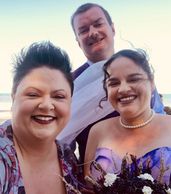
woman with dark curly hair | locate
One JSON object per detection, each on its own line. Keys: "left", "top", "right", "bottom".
{"left": 84, "top": 49, "right": 171, "bottom": 193}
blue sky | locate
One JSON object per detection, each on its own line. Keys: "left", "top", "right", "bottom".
{"left": 0, "top": 0, "right": 171, "bottom": 93}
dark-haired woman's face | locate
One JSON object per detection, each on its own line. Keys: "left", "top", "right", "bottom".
{"left": 106, "top": 57, "right": 154, "bottom": 118}
{"left": 11, "top": 67, "right": 72, "bottom": 142}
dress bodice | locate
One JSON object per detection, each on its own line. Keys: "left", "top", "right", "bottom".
{"left": 92, "top": 147, "right": 171, "bottom": 185}
{"left": 0, "top": 124, "right": 87, "bottom": 194}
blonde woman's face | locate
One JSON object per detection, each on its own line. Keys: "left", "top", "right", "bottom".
{"left": 11, "top": 67, "right": 72, "bottom": 142}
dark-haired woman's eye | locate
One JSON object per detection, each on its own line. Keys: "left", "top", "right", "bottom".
{"left": 108, "top": 81, "right": 120, "bottom": 87}
{"left": 128, "top": 77, "right": 146, "bottom": 84}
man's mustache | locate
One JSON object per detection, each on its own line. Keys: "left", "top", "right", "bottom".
{"left": 87, "top": 35, "right": 103, "bottom": 45}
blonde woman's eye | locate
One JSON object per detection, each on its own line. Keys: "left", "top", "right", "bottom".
{"left": 27, "top": 93, "right": 38, "bottom": 97}
{"left": 54, "top": 95, "right": 65, "bottom": 99}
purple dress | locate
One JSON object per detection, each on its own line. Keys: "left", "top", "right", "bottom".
{"left": 0, "top": 123, "right": 87, "bottom": 194}
{"left": 92, "top": 147, "right": 171, "bottom": 185}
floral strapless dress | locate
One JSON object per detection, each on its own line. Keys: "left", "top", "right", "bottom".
{"left": 91, "top": 147, "right": 171, "bottom": 185}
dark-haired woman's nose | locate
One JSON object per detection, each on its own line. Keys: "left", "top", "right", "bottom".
{"left": 118, "top": 82, "right": 131, "bottom": 93}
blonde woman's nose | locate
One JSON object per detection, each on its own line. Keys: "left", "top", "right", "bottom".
{"left": 38, "top": 97, "right": 55, "bottom": 110}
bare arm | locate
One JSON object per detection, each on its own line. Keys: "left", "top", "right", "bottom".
{"left": 84, "top": 125, "right": 100, "bottom": 177}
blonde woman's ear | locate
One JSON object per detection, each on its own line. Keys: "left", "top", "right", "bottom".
{"left": 11, "top": 93, "right": 14, "bottom": 102}
{"left": 11, "top": 92, "right": 16, "bottom": 110}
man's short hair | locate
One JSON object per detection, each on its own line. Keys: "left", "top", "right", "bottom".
{"left": 71, "top": 3, "right": 113, "bottom": 33}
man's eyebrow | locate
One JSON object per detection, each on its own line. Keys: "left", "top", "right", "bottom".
{"left": 78, "top": 25, "right": 87, "bottom": 31}
{"left": 78, "top": 18, "right": 104, "bottom": 30}
{"left": 94, "top": 17, "right": 104, "bottom": 23}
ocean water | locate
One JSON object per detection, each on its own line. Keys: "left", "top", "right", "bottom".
{"left": 0, "top": 93, "right": 12, "bottom": 111}
{"left": 0, "top": 93, "right": 12, "bottom": 122}
{"left": 162, "top": 94, "right": 171, "bottom": 107}
{"left": 0, "top": 93, "right": 171, "bottom": 121}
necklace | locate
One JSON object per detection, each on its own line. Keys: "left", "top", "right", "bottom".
{"left": 119, "top": 110, "right": 155, "bottom": 129}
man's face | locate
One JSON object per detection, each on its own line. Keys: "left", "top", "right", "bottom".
{"left": 73, "top": 6, "right": 115, "bottom": 63}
